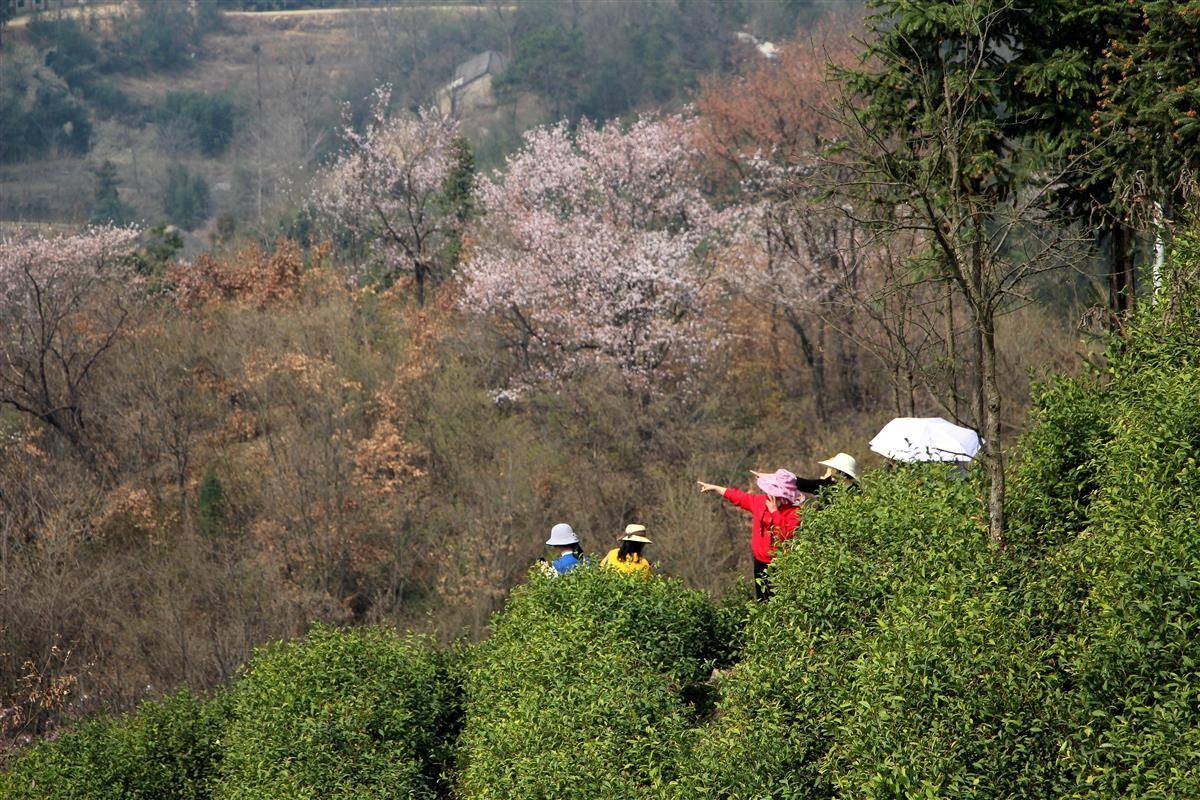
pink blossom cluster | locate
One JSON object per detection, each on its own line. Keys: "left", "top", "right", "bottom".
{"left": 730, "top": 154, "right": 863, "bottom": 309}
{"left": 311, "top": 87, "right": 459, "bottom": 288}
{"left": 0, "top": 226, "right": 141, "bottom": 329}
{"left": 459, "top": 114, "right": 724, "bottom": 393}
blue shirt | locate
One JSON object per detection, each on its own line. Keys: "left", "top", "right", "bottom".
{"left": 552, "top": 552, "right": 585, "bottom": 575}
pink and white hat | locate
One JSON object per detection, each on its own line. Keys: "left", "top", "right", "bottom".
{"left": 756, "top": 468, "right": 800, "bottom": 504}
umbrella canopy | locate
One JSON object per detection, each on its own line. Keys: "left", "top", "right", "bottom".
{"left": 869, "top": 417, "right": 982, "bottom": 463}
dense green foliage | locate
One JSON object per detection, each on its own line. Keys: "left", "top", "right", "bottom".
{"left": 674, "top": 470, "right": 1058, "bottom": 799}
{"left": 456, "top": 567, "right": 728, "bottom": 800}
{"left": 196, "top": 466, "right": 228, "bottom": 538}
{"left": 0, "top": 64, "right": 92, "bottom": 164}
{"left": 212, "top": 624, "right": 459, "bottom": 800}
{"left": 163, "top": 164, "right": 212, "bottom": 231}
{"left": 0, "top": 689, "right": 225, "bottom": 800}
{"left": 1032, "top": 234, "right": 1200, "bottom": 798}
{"left": 1091, "top": 1, "right": 1200, "bottom": 214}
{"left": 155, "top": 92, "right": 238, "bottom": 157}
{"left": 90, "top": 160, "right": 137, "bottom": 225}
{"left": 674, "top": 234, "right": 1200, "bottom": 799}
{"left": 1006, "top": 374, "right": 1115, "bottom": 549}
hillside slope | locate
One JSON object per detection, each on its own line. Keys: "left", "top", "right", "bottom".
{"left": 0, "top": 4, "right": 531, "bottom": 236}
{"left": 5, "top": 228, "right": 1200, "bottom": 799}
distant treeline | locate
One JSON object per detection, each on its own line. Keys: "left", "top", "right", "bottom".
{"left": 1, "top": 0, "right": 847, "bottom": 166}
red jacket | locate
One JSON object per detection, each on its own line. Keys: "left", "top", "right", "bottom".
{"left": 723, "top": 487, "right": 802, "bottom": 563}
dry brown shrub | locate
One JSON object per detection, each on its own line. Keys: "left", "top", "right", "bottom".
{"left": 169, "top": 238, "right": 328, "bottom": 310}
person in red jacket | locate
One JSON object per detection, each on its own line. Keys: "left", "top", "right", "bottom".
{"left": 697, "top": 468, "right": 804, "bottom": 601}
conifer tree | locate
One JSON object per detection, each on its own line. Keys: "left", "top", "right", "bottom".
{"left": 197, "top": 466, "right": 227, "bottom": 537}
{"left": 90, "top": 160, "right": 136, "bottom": 226}
{"left": 836, "top": 0, "right": 1089, "bottom": 544}
{"left": 439, "top": 135, "right": 475, "bottom": 271}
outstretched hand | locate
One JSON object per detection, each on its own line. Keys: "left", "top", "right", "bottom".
{"left": 696, "top": 481, "right": 724, "bottom": 495}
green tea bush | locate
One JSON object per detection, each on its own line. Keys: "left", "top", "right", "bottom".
{"left": 676, "top": 468, "right": 1062, "bottom": 799}
{"left": 1006, "top": 373, "right": 1114, "bottom": 549}
{"left": 455, "top": 567, "right": 723, "bottom": 800}
{"left": 1, "top": 688, "right": 224, "bottom": 800}
{"left": 826, "top": 552, "right": 1064, "bottom": 799}
{"left": 211, "top": 624, "right": 458, "bottom": 800}
{"left": 1039, "top": 247, "right": 1200, "bottom": 798}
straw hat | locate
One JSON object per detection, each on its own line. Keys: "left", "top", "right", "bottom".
{"left": 546, "top": 523, "right": 580, "bottom": 546}
{"left": 620, "top": 523, "right": 653, "bottom": 544}
{"left": 818, "top": 452, "right": 859, "bottom": 482}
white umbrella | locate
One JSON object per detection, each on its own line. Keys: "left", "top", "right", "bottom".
{"left": 869, "top": 417, "right": 982, "bottom": 463}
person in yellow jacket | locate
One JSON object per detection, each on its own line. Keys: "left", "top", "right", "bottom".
{"left": 601, "top": 524, "right": 653, "bottom": 578}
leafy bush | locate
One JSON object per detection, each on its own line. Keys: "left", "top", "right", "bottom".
{"left": 0, "top": 689, "right": 224, "bottom": 800}
{"left": 155, "top": 91, "right": 237, "bottom": 157}
{"left": 1006, "top": 373, "right": 1114, "bottom": 549}
{"left": 456, "top": 567, "right": 724, "bottom": 799}
{"left": 90, "top": 160, "right": 137, "bottom": 225}
{"left": 824, "top": 540, "right": 1064, "bottom": 799}
{"left": 676, "top": 467, "right": 1063, "bottom": 799}
{"left": 0, "top": 67, "right": 92, "bottom": 164}
{"left": 1037, "top": 242, "right": 1200, "bottom": 798}
{"left": 211, "top": 624, "right": 459, "bottom": 800}
{"left": 196, "top": 466, "right": 228, "bottom": 537}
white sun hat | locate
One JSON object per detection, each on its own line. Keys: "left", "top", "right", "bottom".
{"left": 869, "top": 417, "right": 982, "bottom": 463}
{"left": 621, "top": 523, "right": 653, "bottom": 544}
{"left": 818, "top": 452, "right": 859, "bottom": 481}
{"left": 546, "top": 523, "right": 580, "bottom": 546}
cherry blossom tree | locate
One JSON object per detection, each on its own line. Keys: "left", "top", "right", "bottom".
{"left": 459, "top": 114, "right": 724, "bottom": 394}
{"left": 0, "top": 226, "right": 141, "bottom": 471}
{"left": 695, "top": 23, "right": 877, "bottom": 417}
{"left": 312, "top": 87, "right": 464, "bottom": 305}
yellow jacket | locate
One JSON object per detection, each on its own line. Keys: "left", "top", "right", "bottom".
{"left": 601, "top": 548, "right": 652, "bottom": 578}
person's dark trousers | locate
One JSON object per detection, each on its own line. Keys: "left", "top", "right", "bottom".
{"left": 753, "top": 557, "right": 773, "bottom": 601}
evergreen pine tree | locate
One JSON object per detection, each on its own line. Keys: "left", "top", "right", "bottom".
{"left": 197, "top": 466, "right": 227, "bottom": 537}
{"left": 440, "top": 135, "right": 476, "bottom": 271}
{"left": 90, "top": 160, "right": 136, "bottom": 225}
{"left": 163, "top": 163, "right": 212, "bottom": 231}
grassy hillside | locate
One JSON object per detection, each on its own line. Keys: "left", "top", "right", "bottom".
{"left": 0, "top": 4, "right": 508, "bottom": 236}
{"left": 0, "top": 0, "right": 831, "bottom": 238}
{"left": 4, "top": 225, "right": 1199, "bottom": 798}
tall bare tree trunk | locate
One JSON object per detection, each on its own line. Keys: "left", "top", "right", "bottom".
{"left": 980, "top": 315, "right": 1005, "bottom": 546}
{"left": 1109, "top": 219, "right": 1136, "bottom": 314}
{"left": 944, "top": 278, "right": 957, "bottom": 418}
{"left": 253, "top": 44, "right": 265, "bottom": 226}
{"left": 970, "top": 319, "right": 984, "bottom": 434}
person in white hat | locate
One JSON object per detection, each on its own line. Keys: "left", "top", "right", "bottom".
{"left": 759, "top": 453, "right": 858, "bottom": 494}
{"left": 600, "top": 524, "right": 653, "bottom": 579}
{"left": 816, "top": 452, "right": 859, "bottom": 485}
{"left": 545, "top": 522, "right": 586, "bottom": 576}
